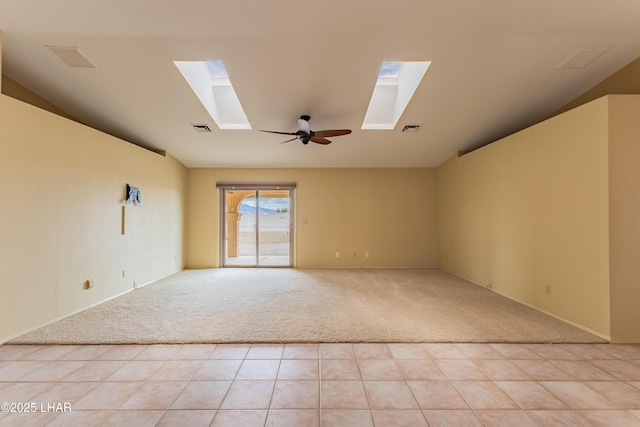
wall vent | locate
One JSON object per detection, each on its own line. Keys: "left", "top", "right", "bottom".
{"left": 192, "top": 124, "right": 212, "bottom": 132}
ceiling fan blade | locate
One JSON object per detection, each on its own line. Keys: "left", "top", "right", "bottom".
{"left": 280, "top": 137, "right": 298, "bottom": 144}
{"left": 310, "top": 136, "right": 332, "bottom": 145}
{"left": 314, "top": 129, "right": 352, "bottom": 138}
{"left": 260, "top": 130, "right": 297, "bottom": 136}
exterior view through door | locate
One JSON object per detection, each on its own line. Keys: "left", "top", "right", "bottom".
{"left": 219, "top": 184, "right": 294, "bottom": 267}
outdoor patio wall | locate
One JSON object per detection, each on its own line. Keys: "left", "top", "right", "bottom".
{"left": 437, "top": 97, "right": 612, "bottom": 339}
{"left": 0, "top": 94, "right": 187, "bottom": 343}
{"left": 187, "top": 168, "right": 437, "bottom": 268}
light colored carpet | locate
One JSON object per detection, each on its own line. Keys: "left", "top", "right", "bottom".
{"left": 10, "top": 268, "right": 606, "bottom": 344}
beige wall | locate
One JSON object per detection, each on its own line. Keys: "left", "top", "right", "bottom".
{"left": 608, "top": 96, "right": 640, "bottom": 343}
{"left": 0, "top": 31, "right": 3, "bottom": 84}
{"left": 0, "top": 95, "right": 187, "bottom": 343}
{"left": 187, "top": 168, "right": 437, "bottom": 268}
{"left": 437, "top": 95, "right": 640, "bottom": 342}
{"left": 550, "top": 57, "right": 640, "bottom": 118}
{"left": 2, "top": 75, "right": 78, "bottom": 121}
{"left": 437, "top": 97, "right": 612, "bottom": 338}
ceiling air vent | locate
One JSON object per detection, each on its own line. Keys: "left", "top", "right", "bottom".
{"left": 192, "top": 124, "right": 211, "bottom": 133}
{"left": 402, "top": 125, "right": 421, "bottom": 133}
{"left": 46, "top": 46, "right": 96, "bottom": 68}
{"left": 554, "top": 47, "right": 610, "bottom": 69}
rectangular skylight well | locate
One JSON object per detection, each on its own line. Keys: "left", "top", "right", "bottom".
{"left": 362, "top": 61, "right": 431, "bottom": 130}
{"left": 174, "top": 60, "right": 251, "bottom": 130}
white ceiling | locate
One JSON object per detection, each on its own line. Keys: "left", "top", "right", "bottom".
{"left": 1, "top": 0, "right": 640, "bottom": 168}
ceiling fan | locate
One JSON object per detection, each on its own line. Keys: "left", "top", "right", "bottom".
{"left": 261, "top": 115, "right": 351, "bottom": 145}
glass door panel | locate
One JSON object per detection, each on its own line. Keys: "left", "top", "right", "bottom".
{"left": 224, "top": 189, "right": 256, "bottom": 267}
{"left": 222, "top": 186, "right": 293, "bottom": 267}
{"left": 257, "top": 190, "right": 291, "bottom": 266}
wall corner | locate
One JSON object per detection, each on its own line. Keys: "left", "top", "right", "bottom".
{"left": 608, "top": 95, "right": 640, "bottom": 343}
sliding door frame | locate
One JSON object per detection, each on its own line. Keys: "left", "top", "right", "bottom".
{"left": 217, "top": 183, "right": 295, "bottom": 268}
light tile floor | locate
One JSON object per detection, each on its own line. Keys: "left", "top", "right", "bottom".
{"left": 0, "top": 343, "right": 639, "bottom": 426}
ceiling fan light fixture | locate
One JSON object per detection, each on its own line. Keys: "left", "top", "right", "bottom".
{"left": 260, "top": 115, "right": 351, "bottom": 145}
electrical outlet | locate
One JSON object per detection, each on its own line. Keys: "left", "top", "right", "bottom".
{"left": 365, "top": 251, "right": 369, "bottom": 258}
{"left": 336, "top": 252, "right": 340, "bottom": 258}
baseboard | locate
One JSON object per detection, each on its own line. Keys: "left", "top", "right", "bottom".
{"left": 0, "top": 273, "right": 175, "bottom": 345}
{"left": 132, "top": 274, "right": 167, "bottom": 290}
{"left": 294, "top": 265, "right": 440, "bottom": 269}
{"left": 493, "top": 292, "right": 611, "bottom": 342}
{"left": 204, "top": 265, "right": 440, "bottom": 270}
{"left": 609, "top": 336, "right": 640, "bottom": 344}
{"left": 439, "top": 268, "right": 611, "bottom": 343}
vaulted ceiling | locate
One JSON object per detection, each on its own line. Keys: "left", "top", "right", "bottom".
{"left": 1, "top": 1, "right": 640, "bottom": 167}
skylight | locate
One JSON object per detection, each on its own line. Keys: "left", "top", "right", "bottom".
{"left": 174, "top": 60, "right": 251, "bottom": 130}
{"left": 378, "top": 61, "right": 402, "bottom": 77}
{"left": 207, "top": 60, "right": 228, "bottom": 77}
{"left": 362, "top": 61, "right": 431, "bottom": 130}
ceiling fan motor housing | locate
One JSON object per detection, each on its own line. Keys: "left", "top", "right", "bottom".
{"left": 298, "top": 115, "right": 312, "bottom": 144}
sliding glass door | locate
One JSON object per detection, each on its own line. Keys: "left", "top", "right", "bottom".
{"left": 220, "top": 185, "right": 293, "bottom": 267}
